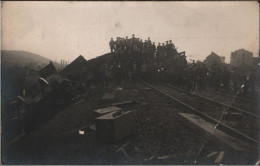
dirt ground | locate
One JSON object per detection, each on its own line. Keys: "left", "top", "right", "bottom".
{"left": 2, "top": 83, "right": 259, "bottom": 165}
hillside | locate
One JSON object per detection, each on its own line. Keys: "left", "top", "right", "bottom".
{"left": 1, "top": 50, "right": 58, "bottom": 68}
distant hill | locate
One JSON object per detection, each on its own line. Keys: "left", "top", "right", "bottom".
{"left": 1, "top": 50, "right": 59, "bottom": 69}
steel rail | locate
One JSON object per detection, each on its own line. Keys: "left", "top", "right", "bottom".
{"left": 166, "top": 84, "right": 260, "bottom": 118}
{"left": 143, "top": 82, "right": 259, "bottom": 145}
{"left": 205, "top": 89, "right": 252, "bottom": 102}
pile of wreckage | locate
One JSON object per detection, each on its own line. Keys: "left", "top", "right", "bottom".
{"left": 4, "top": 54, "right": 141, "bottom": 144}
{"left": 4, "top": 56, "right": 90, "bottom": 140}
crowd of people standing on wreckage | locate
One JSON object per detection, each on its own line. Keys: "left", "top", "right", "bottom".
{"left": 105, "top": 34, "right": 257, "bottom": 94}
{"left": 106, "top": 34, "right": 186, "bottom": 84}
{"left": 109, "top": 34, "right": 180, "bottom": 62}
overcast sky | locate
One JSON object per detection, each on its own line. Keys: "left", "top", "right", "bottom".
{"left": 2, "top": 1, "right": 259, "bottom": 63}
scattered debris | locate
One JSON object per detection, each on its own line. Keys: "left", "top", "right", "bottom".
{"left": 112, "top": 111, "right": 123, "bottom": 117}
{"left": 17, "top": 96, "right": 26, "bottom": 104}
{"left": 116, "top": 87, "right": 123, "bottom": 91}
{"left": 73, "top": 99, "right": 85, "bottom": 105}
{"left": 114, "top": 142, "right": 133, "bottom": 163}
{"left": 79, "top": 130, "right": 85, "bottom": 135}
{"left": 116, "top": 142, "right": 130, "bottom": 153}
{"left": 149, "top": 155, "right": 156, "bottom": 161}
{"left": 215, "top": 151, "right": 225, "bottom": 163}
{"left": 144, "top": 155, "right": 155, "bottom": 161}
{"left": 93, "top": 106, "right": 121, "bottom": 116}
{"left": 134, "top": 147, "right": 142, "bottom": 153}
{"left": 119, "top": 147, "right": 133, "bottom": 164}
{"left": 89, "top": 124, "right": 96, "bottom": 131}
{"left": 38, "top": 77, "right": 49, "bottom": 87}
{"left": 112, "top": 100, "right": 137, "bottom": 107}
{"left": 101, "top": 92, "right": 115, "bottom": 100}
{"left": 228, "top": 112, "right": 242, "bottom": 116}
{"left": 115, "top": 143, "right": 133, "bottom": 164}
{"left": 157, "top": 155, "right": 171, "bottom": 160}
{"left": 207, "top": 151, "right": 218, "bottom": 158}
{"left": 79, "top": 124, "right": 92, "bottom": 130}
{"left": 135, "top": 100, "right": 148, "bottom": 106}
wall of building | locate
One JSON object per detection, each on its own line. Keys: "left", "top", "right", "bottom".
{"left": 230, "top": 49, "right": 253, "bottom": 67}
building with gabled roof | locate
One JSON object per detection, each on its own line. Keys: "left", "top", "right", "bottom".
{"left": 203, "top": 51, "right": 223, "bottom": 68}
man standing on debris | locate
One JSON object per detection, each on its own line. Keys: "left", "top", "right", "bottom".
{"left": 169, "top": 40, "right": 175, "bottom": 49}
{"left": 165, "top": 41, "right": 170, "bottom": 58}
{"left": 119, "top": 38, "right": 124, "bottom": 53}
{"left": 169, "top": 40, "right": 175, "bottom": 57}
{"left": 122, "top": 37, "right": 127, "bottom": 52}
{"left": 156, "top": 43, "right": 162, "bottom": 63}
{"left": 126, "top": 36, "right": 132, "bottom": 54}
{"left": 131, "top": 34, "right": 136, "bottom": 52}
{"left": 143, "top": 40, "right": 148, "bottom": 60}
{"left": 109, "top": 38, "right": 115, "bottom": 53}
{"left": 115, "top": 37, "right": 120, "bottom": 53}
{"left": 139, "top": 39, "right": 143, "bottom": 53}
{"left": 147, "top": 37, "right": 152, "bottom": 46}
{"left": 152, "top": 42, "right": 156, "bottom": 59}
{"left": 161, "top": 43, "right": 166, "bottom": 61}
{"left": 133, "top": 38, "right": 139, "bottom": 53}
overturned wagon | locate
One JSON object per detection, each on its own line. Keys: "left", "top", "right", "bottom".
{"left": 4, "top": 62, "right": 89, "bottom": 140}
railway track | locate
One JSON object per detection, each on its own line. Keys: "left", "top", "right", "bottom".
{"left": 167, "top": 84, "right": 260, "bottom": 117}
{"left": 143, "top": 82, "right": 260, "bottom": 147}
{"left": 192, "top": 87, "right": 259, "bottom": 113}
{"left": 194, "top": 85, "right": 255, "bottom": 102}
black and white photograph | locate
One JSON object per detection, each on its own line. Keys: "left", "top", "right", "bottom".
{"left": 1, "top": 1, "right": 260, "bottom": 165}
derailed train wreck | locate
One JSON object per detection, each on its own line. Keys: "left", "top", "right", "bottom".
{"left": 3, "top": 35, "right": 257, "bottom": 144}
